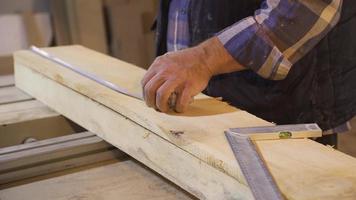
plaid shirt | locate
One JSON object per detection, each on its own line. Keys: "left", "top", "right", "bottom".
{"left": 167, "top": 0, "right": 191, "bottom": 51}
{"left": 167, "top": 0, "right": 343, "bottom": 80}
{"left": 167, "top": 0, "right": 351, "bottom": 133}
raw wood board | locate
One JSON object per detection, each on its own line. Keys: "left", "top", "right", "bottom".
{"left": 0, "top": 99, "right": 80, "bottom": 148}
{"left": 15, "top": 60, "right": 252, "bottom": 199}
{"left": 0, "top": 131, "right": 124, "bottom": 187}
{"left": 50, "top": 0, "right": 108, "bottom": 53}
{"left": 0, "top": 89, "right": 81, "bottom": 148}
{"left": 0, "top": 86, "right": 32, "bottom": 105}
{"left": 338, "top": 117, "right": 356, "bottom": 157}
{"left": 0, "top": 100, "right": 58, "bottom": 126}
{"left": 105, "top": 0, "right": 157, "bottom": 68}
{"left": 0, "top": 75, "right": 14, "bottom": 87}
{"left": 14, "top": 45, "right": 356, "bottom": 199}
{"left": 0, "top": 160, "right": 194, "bottom": 200}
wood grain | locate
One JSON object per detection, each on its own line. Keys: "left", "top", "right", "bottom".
{"left": 15, "top": 60, "right": 254, "bottom": 199}
{"left": 0, "top": 100, "right": 80, "bottom": 148}
{"left": 14, "top": 45, "right": 356, "bottom": 200}
{"left": 0, "top": 160, "right": 195, "bottom": 200}
{"left": 0, "top": 132, "right": 125, "bottom": 186}
{"left": 0, "top": 100, "right": 57, "bottom": 125}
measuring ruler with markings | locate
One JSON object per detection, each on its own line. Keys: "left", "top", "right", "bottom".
{"left": 225, "top": 123, "right": 322, "bottom": 200}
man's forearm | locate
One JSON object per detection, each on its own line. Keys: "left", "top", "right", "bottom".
{"left": 194, "top": 37, "right": 246, "bottom": 76}
{"left": 216, "top": 0, "right": 342, "bottom": 80}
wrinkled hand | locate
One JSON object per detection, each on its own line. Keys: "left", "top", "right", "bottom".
{"left": 141, "top": 37, "right": 244, "bottom": 113}
{"left": 141, "top": 46, "right": 213, "bottom": 113}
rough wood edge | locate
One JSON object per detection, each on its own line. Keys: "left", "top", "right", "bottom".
{"left": 15, "top": 59, "right": 253, "bottom": 200}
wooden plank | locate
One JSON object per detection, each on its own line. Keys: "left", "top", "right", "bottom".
{"left": 0, "top": 151, "right": 121, "bottom": 189}
{"left": 49, "top": 0, "right": 71, "bottom": 45}
{"left": 65, "top": 0, "right": 108, "bottom": 54}
{"left": 0, "top": 131, "right": 95, "bottom": 155}
{"left": 0, "top": 100, "right": 81, "bottom": 148}
{"left": 14, "top": 46, "right": 356, "bottom": 200}
{"left": 21, "top": 11, "right": 46, "bottom": 47}
{"left": 0, "top": 100, "right": 57, "bottom": 125}
{"left": 0, "top": 75, "right": 15, "bottom": 87}
{"left": 0, "top": 86, "right": 32, "bottom": 105}
{"left": 338, "top": 117, "right": 356, "bottom": 157}
{"left": 50, "top": 0, "right": 107, "bottom": 53}
{"left": 0, "top": 160, "right": 195, "bottom": 200}
{"left": 14, "top": 58, "right": 254, "bottom": 200}
{"left": 105, "top": 0, "right": 157, "bottom": 68}
{"left": 0, "top": 132, "right": 126, "bottom": 186}
{"left": 106, "top": 0, "right": 148, "bottom": 67}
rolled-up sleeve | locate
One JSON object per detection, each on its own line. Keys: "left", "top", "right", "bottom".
{"left": 217, "top": 0, "right": 343, "bottom": 80}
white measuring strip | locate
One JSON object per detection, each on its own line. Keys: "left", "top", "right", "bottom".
{"left": 30, "top": 46, "right": 180, "bottom": 109}
{"left": 30, "top": 46, "right": 143, "bottom": 100}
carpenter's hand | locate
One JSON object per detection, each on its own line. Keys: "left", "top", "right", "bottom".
{"left": 141, "top": 37, "right": 245, "bottom": 113}
{"left": 141, "top": 46, "right": 212, "bottom": 113}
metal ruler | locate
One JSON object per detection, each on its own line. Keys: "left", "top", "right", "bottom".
{"left": 225, "top": 123, "right": 322, "bottom": 200}
{"left": 30, "top": 46, "right": 177, "bottom": 109}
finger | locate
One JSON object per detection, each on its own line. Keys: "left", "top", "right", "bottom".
{"left": 141, "top": 66, "right": 158, "bottom": 89}
{"left": 141, "top": 56, "right": 165, "bottom": 88}
{"left": 156, "top": 80, "right": 179, "bottom": 112}
{"left": 143, "top": 74, "right": 165, "bottom": 108}
{"left": 175, "top": 85, "right": 193, "bottom": 113}
{"left": 141, "top": 70, "right": 157, "bottom": 99}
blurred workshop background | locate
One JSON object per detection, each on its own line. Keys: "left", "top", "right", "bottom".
{"left": 0, "top": 0, "right": 158, "bottom": 76}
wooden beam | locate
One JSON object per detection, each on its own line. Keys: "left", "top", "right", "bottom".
{"left": 0, "top": 131, "right": 126, "bottom": 187}
{"left": 0, "top": 100, "right": 83, "bottom": 148}
{"left": 0, "top": 75, "right": 15, "bottom": 88}
{"left": 0, "top": 86, "right": 32, "bottom": 105}
{"left": 0, "top": 160, "right": 194, "bottom": 200}
{"left": 50, "top": 0, "right": 108, "bottom": 53}
{"left": 14, "top": 50, "right": 253, "bottom": 199}
{"left": 105, "top": 0, "right": 157, "bottom": 68}
{"left": 14, "top": 46, "right": 356, "bottom": 199}
{"left": 0, "top": 74, "right": 83, "bottom": 149}
{"left": 0, "top": 100, "right": 57, "bottom": 126}
{"left": 49, "top": 0, "right": 71, "bottom": 45}
{"left": 65, "top": 0, "right": 108, "bottom": 54}
{"left": 21, "top": 11, "right": 46, "bottom": 47}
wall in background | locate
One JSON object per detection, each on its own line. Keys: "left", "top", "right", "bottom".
{"left": 0, "top": 0, "right": 49, "bottom": 14}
